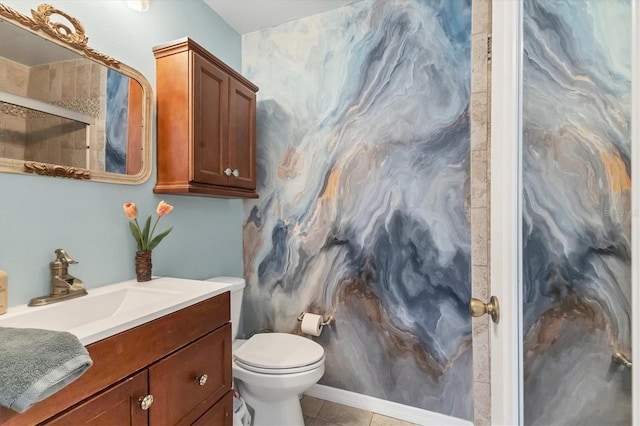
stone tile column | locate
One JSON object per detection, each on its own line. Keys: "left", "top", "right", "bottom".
{"left": 470, "top": 0, "right": 492, "bottom": 424}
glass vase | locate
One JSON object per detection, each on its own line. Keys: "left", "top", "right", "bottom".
{"left": 135, "top": 250, "right": 152, "bottom": 282}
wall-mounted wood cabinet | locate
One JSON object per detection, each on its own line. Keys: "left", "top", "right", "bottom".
{"left": 153, "top": 38, "right": 258, "bottom": 198}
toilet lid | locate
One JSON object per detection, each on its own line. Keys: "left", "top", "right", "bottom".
{"left": 234, "top": 355, "right": 324, "bottom": 374}
{"left": 233, "top": 333, "right": 324, "bottom": 370}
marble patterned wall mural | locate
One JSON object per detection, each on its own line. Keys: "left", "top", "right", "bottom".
{"left": 105, "top": 69, "right": 129, "bottom": 173}
{"left": 522, "top": 0, "right": 631, "bottom": 424}
{"left": 242, "top": 0, "right": 472, "bottom": 419}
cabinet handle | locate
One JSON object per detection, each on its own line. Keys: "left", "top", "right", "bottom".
{"left": 197, "top": 374, "right": 208, "bottom": 386}
{"left": 224, "top": 168, "right": 240, "bottom": 177}
{"left": 138, "top": 394, "right": 153, "bottom": 410}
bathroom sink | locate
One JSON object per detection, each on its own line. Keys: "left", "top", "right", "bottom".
{"left": 1, "top": 277, "right": 233, "bottom": 345}
{"left": 2, "top": 287, "right": 177, "bottom": 331}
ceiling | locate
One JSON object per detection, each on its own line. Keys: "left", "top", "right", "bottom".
{"left": 0, "top": 1, "right": 360, "bottom": 67}
{"left": 0, "top": 19, "right": 80, "bottom": 67}
{"left": 203, "top": 0, "right": 360, "bottom": 34}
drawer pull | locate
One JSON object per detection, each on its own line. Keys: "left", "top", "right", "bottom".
{"left": 138, "top": 394, "right": 154, "bottom": 410}
{"left": 197, "top": 374, "right": 208, "bottom": 386}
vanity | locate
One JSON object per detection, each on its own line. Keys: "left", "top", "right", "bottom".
{"left": 0, "top": 278, "right": 234, "bottom": 426}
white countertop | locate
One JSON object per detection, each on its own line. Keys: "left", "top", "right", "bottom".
{"left": 0, "top": 277, "right": 234, "bottom": 345}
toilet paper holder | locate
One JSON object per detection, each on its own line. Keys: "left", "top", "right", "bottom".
{"left": 297, "top": 312, "right": 333, "bottom": 326}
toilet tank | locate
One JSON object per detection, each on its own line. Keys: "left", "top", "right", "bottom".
{"left": 206, "top": 276, "right": 245, "bottom": 340}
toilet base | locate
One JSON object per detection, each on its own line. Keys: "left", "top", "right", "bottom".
{"left": 233, "top": 364, "right": 324, "bottom": 426}
{"left": 237, "top": 386, "right": 304, "bottom": 426}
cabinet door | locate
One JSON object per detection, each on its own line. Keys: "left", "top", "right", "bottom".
{"left": 149, "top": 323, "right": 232, "bottom": 426}
{"left": 228, "top": 78, "right": 256, "bottom": 190}
{"left": 192, "top": 52, "right": 229, "bottom": 186}
{"left": 44, "top": 371, "right": 148, "bottom": 426}
{"left": 192, "top": 391, "right": 233, "bottom": 426}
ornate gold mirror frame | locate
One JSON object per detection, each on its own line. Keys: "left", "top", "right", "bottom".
{"left": 0, "top": 3, "right": 152, "bottom": 184}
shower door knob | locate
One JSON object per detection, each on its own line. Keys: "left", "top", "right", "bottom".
{"left": 469, "top": 296, "right": 500, "bottom": 324}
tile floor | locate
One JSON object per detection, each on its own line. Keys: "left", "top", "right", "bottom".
{"left": 301, "top": 396, "right": 418, "bottom": 426}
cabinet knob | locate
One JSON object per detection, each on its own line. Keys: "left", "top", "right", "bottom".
{"left": 138, "top": 394, "right": 153, "bottom": 410}
{"left": 232, "top": 169, "right": 240, "bottom": 177}
{"left": 224, "top": 168, "right": 232, "bottom": 176}
{"left": 197, "top": 374, "right": 208, "bottom": 386}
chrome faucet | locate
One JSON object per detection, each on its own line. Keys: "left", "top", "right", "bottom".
{"left": 28, "top": 249, "right": 88, "bottom": 306}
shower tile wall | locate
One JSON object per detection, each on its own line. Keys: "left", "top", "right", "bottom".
{"left": 522, "top": 0, "right": 631, "bottom": 424}
{"left": 0, "top": 57, "right": 28, "bottom": 160}
{"left": 0, "top": 57, "right": 106, "bottom": 169}
{"left": 242, "top": 0, "right": 473, "bottom": 419}
{"left": 27, "top": 59, "right": 104, "bottom": 169}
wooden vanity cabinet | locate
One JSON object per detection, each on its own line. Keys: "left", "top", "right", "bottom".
{"left": 45, "top": 371, "right": 149, "bottom": 426}
{"left": 153, "top": 37, "right": 259, "bottom": 199}
{"left": 0, "top": 292, "right": 232, "bottom": 426}
{"left": 192, "top": 391, "right": 233, "bottom": 426}
{"left": 149, "top": 324, "right": 232, "bottom": 425}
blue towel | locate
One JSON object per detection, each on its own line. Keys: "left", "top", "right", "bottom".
{"left": 0, "top": 327, "right": 93, "bottom": 413}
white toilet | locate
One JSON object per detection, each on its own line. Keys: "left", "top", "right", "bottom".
{"left": 208, "top": 277, "right": 325, "bottom": 426}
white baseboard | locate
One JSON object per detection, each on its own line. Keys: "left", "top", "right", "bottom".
{"left": 304, "top": 384, "right": 472, "bottom": 426}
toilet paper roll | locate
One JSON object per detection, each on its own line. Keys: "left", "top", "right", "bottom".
{"left": 300, "top": 313, "right": 323, "bottom": 336}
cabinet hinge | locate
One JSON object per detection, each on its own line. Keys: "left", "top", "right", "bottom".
{"left": 487, "top": 34, "right": 492, "bottom": 61}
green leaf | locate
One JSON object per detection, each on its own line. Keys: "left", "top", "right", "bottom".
{"left": 148, "top": 227, "right": 173, "bottom": 251}
{"left": 141, "top": 216, "right": 151, "bottom": 250}
{"left": 128, "top": 222, "right": 143, "bottom": 251}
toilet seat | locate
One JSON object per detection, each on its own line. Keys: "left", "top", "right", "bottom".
{"left": 234, "top": 355, "right": 324, "bottom": 374}
{"left": 233, "top": 333, "right": 325, "bottom": 374}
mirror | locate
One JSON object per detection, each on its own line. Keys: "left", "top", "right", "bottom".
{"left": 0, "top": 3, "right": 152, "bottom": 183}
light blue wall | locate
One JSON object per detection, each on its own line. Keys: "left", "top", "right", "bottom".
{"left": 0, "top": 0, "right": 244, "bottom": 306}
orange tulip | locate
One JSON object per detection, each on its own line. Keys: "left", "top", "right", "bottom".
{"left": 123, "top": 202, "right": 138, "bottom": 220}
{"left": 124, "top": 201, "right": 174, "bottom": 251}
{"left": 156, "top": 200, "right": 174, "bottom": 217}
